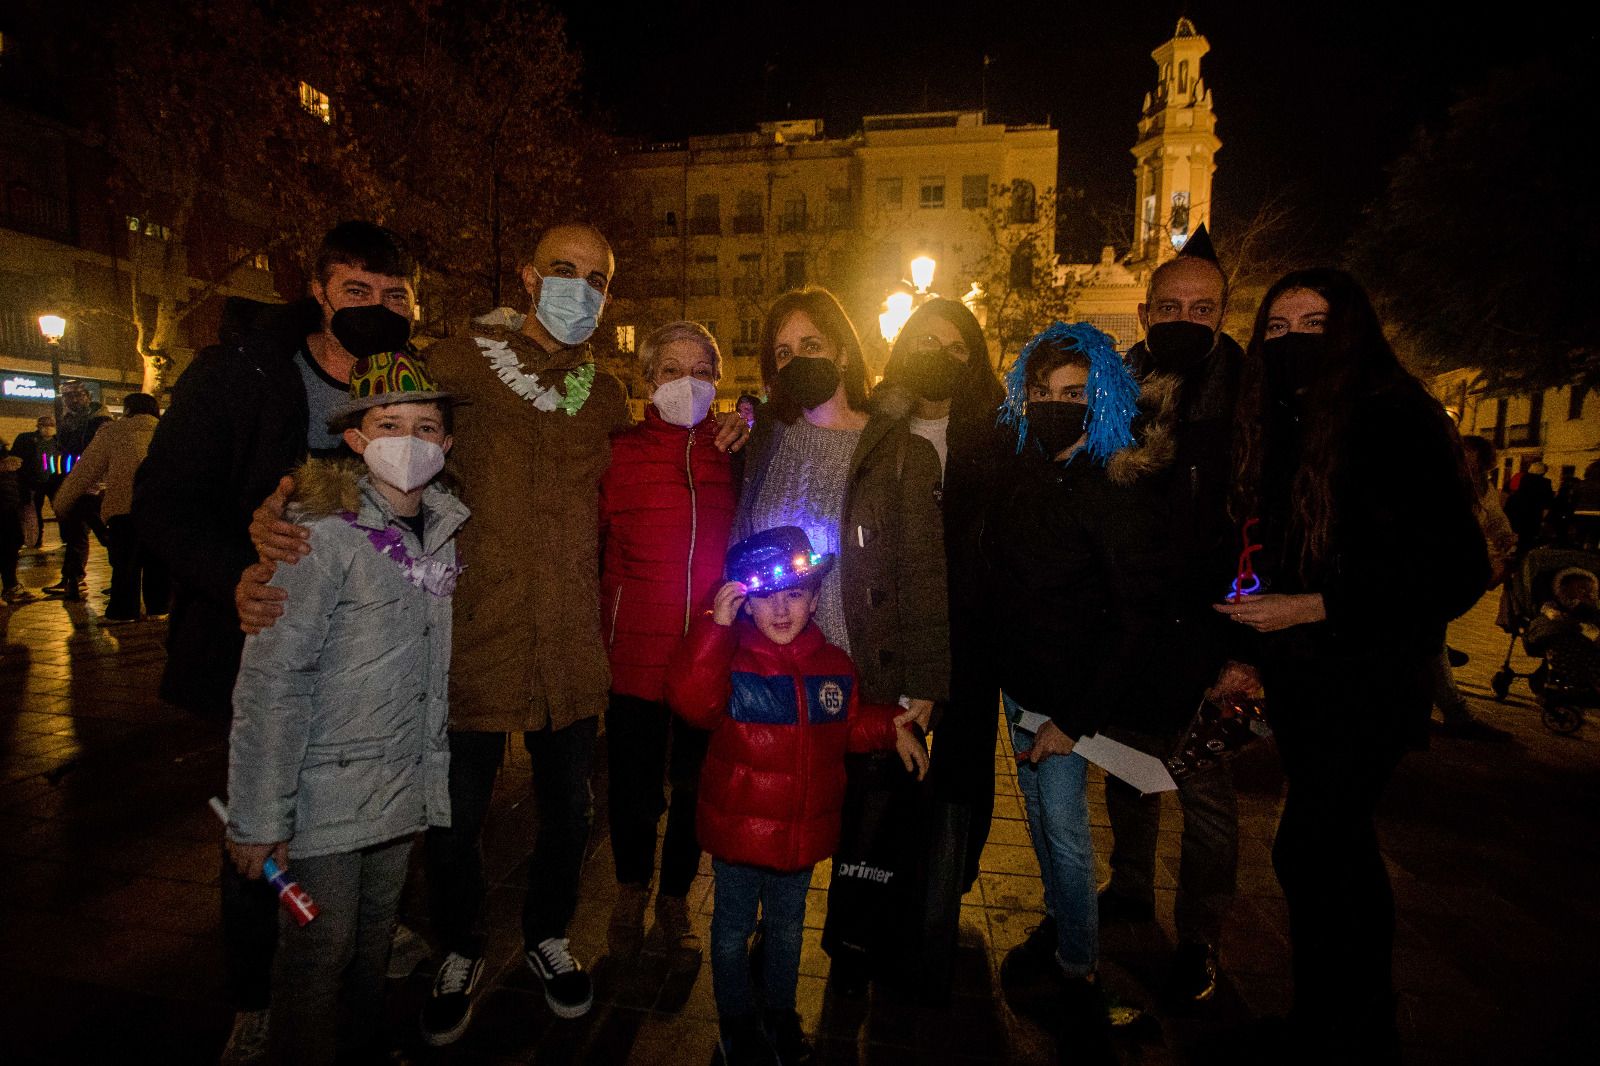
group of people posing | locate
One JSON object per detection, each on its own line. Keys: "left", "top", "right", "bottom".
{"left": 127, "top": 217, "right": 1489, "bottom": 1066}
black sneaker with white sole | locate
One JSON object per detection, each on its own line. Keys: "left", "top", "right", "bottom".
{"left": 525, "top": 937, "right": 593, "bottom": 1018}
{"left": 419, "top": 952, "right": 484, "bottom": 1047}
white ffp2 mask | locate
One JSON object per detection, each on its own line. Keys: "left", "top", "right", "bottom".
{"left": 653, "top": 376, "right": 717, "bottom": 428}
{"left": 359, "top": 434, "right": 446, "bottom": 492}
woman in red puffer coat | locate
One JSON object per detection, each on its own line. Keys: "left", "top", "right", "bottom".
{"left": 599, "top": 320, "right": 737, "bottom": 953}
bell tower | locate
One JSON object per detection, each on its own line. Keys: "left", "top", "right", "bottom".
{"left": 1130, "top": 18, "right": 1221, "bottom": 265}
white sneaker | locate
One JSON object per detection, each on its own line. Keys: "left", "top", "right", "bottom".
{"left": 219, "top": 1008, "right": 269, "bottom": 1065}
{"left": 388, "top": 921, "right": 431, "bottom": 979}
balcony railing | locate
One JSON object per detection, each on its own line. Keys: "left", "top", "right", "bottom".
{"left": 2, "top": 186, "right": 75, "bottom": 244}
{"left": 731, "top": 215, "right": 763, "bottom": 235}
{"left": 688, "top": 216, "right": 721, "bottom": 236}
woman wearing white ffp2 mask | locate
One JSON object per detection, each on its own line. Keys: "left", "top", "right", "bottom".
{"left": 596, "top": 321, "right": 737, "bottom": 950}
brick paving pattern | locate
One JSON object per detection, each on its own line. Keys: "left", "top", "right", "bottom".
{"left": 1, "top": 540, "right": 1596, "bottom": 1064}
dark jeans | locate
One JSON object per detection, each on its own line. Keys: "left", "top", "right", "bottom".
{"left": 59, "top": 493, "right": 109, "bottom": 583}
{"left": 1, "top": 515, "right": 21, "bottom": 589}
{"left": 268, "top": 838, "right": 410, "bottom": 1066}
{"left": 1265, "top": 655, "right": 1419, "bottom": 1051}
{"left": 928, "top": 674, "right": 1000, "bottom": 893}
{"left": 221, "top": 848, "right": 280, "bottom": 1011}
{"left": 106, "top": 514, "right": 170, "bottom": 618}
{"left": 425, "top": 719, "right": 597, "bottom": 957}
{"left": 605, "top": 692, "right": 708, "bottom": 895}
{"left": 1104, "top": 726, "right": 1239, "bottom": 948}
{"left": 710, "top": 858, "right": 811, "bottom": 1018}
{"left": 27, "top": 484, "right": 54, "bottom": 548}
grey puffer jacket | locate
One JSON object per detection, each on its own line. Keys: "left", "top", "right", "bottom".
{"left": 227, "top": 460, "right": 467, "bottom": 859}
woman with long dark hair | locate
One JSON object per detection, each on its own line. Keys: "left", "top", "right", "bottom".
{"left": 736, "top": 287, "right": 949, "bottom": 997}
{"left": 1215, "top": 269, "right": 1486, "bottom": 1061}
{"left": 874, "top": 298, "right": 1006, "bottom": 893}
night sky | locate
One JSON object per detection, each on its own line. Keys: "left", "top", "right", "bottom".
{"left": 553, "top": 1, "right": 1577, "bottom": 260}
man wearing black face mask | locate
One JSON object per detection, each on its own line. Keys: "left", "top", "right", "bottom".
{"left": 1099, "top": 228, "right": 1250, "bottom": 1007}
{"left": 132, "top": 220, "right": 417, "bottom": 1063}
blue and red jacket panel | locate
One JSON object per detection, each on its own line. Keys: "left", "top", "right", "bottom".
{"left": 665, "top": 614, "right": 899, "bottom": 872}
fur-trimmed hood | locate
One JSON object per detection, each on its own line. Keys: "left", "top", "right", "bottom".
{"left": 288, "top": 456, "right": 468, "bottom": 546}
{"left": 1104, "top": 371, "right": 1182, "bottom": 487}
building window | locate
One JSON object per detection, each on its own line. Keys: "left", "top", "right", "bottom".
{"left": 690, "top": 194, "right": 721, "bottom": 236}
{"left": 1009, "top": 242, "right": 1035, "bottom": 291}
{"left": 689, "top": 255, "right": 720, "bottom": 296}
{"left": 1569, "top": 385, "right": 1588, "bottom": 421}
{"left": 125, "top": 215, "right": 172, "bottom": 241}
{"left": 919, "top": 177, "right": 945, "bottom": 210}
{"left": 1178, "top": 60, "right": 1189, "bottom": 93}
{"left": 779, "top": 194, "right": 807, "bottom": 232}
{"left": 227, "top": 245, "right": 271, "bottom": 271}
{"left": 733, "top": 253, "right": 762, "bottom": 297}
{"left": 739, "top": 318, "right": 760, "bottom": 343}
{"left": 962, "top": 175, "right": 989, "bottom": 209}
{"left": 1009, "top": 180, "right": 1037, "bottom": 224}
{"left": 658, "top": 209, "right": 678, "bottom": 237}
{"left": 703, "top": 321, "right": 718, "bottom": 340}
{"left": 298, "top": 81, "right": 333, "bottom": 124}
{"left": 824, "top": 187, "right": 851, "bottom": 229}
{"left": 783, "top": 251, "right": 806, "bottom": 291}
{"left": 733, "top": 191, "right": 762, "bottom": 234}
{"left": 615, "top": 325, "right": 636, "bottom": 353}
{"left": 877, "top": 178, "right": 903, "bottom": 209}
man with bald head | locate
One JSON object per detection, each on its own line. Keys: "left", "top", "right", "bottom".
{"left": 1101, "top": 228, "right": 1247, "bottom": 1006}
{"left": 409, "top": 221, "right": 632, "bottom": 1039}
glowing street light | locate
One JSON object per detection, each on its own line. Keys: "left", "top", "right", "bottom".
{"left": 37, "top": 314, "right": 66, "bottom": 344}
{"left": 879, "top": 290, "right": 915, "bottom": 344}
{"left": 909, "top": 255, "right": 937, "bottom": 294}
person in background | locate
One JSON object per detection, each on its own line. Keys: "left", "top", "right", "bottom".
{"left": 9, "top": 414, "right": 61, "bottom": 549}
{"left": 599, "top": 321, "right": 735, "bottom": 957}
{"left": 1430, "top": 434, "right": 1514, "bottom": 740}
{"left": 665, "top": 526, "right": 928, "bottom": 1066}
{"left": 54, "top": 393, "right": 168, "bottom": 623}
{"left": 1216, "top": 269, "right": 1486, "bottom": 1063}
{"left": 0, "top": 439, "right": 36, "bottom": 604}
{"left": 874, "top": 297, "right": 1006, "bottom": 895}
{"left": 1504, "top": 460, "right": 1554, "bottom": 555}
{"left": 43, "top": 381, "right": 112, "bottom": 600}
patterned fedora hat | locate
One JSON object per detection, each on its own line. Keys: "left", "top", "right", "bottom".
{"left": 328, "top": 349, "right": 457, "bottom": 426}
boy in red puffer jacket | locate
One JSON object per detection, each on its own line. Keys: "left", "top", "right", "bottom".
{"left": 665, "top": 526, "right": 927, "bottom": 1066}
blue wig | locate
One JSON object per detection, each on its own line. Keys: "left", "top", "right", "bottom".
{"left": 997, "top": 321, "right": 1140, "bottom": 465}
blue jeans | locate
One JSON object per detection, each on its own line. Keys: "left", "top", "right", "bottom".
{"left": 1006, "top": 694, "right": 1096, "bottom": 976}
{"left": 710, "top": 858, "right": 811, "bottom": 1018}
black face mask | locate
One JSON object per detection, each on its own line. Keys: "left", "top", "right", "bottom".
{"left": 330, "top": 305, "right": 412, "bottom": 359}
{"left": 905, "top": 347, "right": 966, "bottom": 402}
{"left": 1028, "top": 401, "right": 1089, "bottom": 458}
{"left": 1145, "top": 321, "right": 1217, "bottom": 376}
{"left": 775, "top": 356, "right": 842, "bottom": 411}
{"left": 1262, "top": 333, "right": 1330, "bottom": 405}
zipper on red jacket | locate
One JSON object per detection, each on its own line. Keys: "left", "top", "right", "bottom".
{"left": 683, "top": 428, "right": 698, "bottom": 635}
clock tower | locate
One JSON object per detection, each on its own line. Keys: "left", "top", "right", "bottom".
{"left": 1130, "top": 18, "right": 1222, "bottom": 265}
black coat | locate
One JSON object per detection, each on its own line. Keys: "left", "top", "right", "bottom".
{"left": 1253, "top": 376, "right": 1488, "bottom": 748}
{"left": 982, "top": 376, "right": 1192, "bottom": 741}
{"left": 132, "top": 297, "right": 321, "bottom": 717}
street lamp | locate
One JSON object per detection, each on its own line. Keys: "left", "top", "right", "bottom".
{"left": 879, "top": 290, "right": 915, "bottom": 345}
{"left": 909, "top": 255, "right": 936, "bottom": 294}
{"left": 37, "top": 314, "right": 65, "bottom": 409}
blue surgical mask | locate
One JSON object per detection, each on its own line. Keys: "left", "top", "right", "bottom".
{"left": 533, "top": 270, "right": 605, "bottom": 346}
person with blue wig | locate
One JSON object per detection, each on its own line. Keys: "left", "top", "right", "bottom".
{"left": 982, "top": 321, "right": 1189, "bottom": 1059}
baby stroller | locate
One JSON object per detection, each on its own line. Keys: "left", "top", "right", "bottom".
{"left": 1491, "top": 546, "right": 1600, "bottom": 734}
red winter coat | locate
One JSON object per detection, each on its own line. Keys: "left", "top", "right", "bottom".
{"left": 665, "top": 614, "right": 900, "bottom": 872}
{"left": 600, "top": 407, "right": 737, "bottom": 701}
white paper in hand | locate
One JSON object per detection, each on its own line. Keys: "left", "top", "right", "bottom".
{"left": 1073, "top": 734, "right": 1178, "bottom": 795}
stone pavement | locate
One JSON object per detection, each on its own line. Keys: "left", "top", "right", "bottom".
{"left": 1, "top": 541, "right": 1597, "bottom": 1065}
